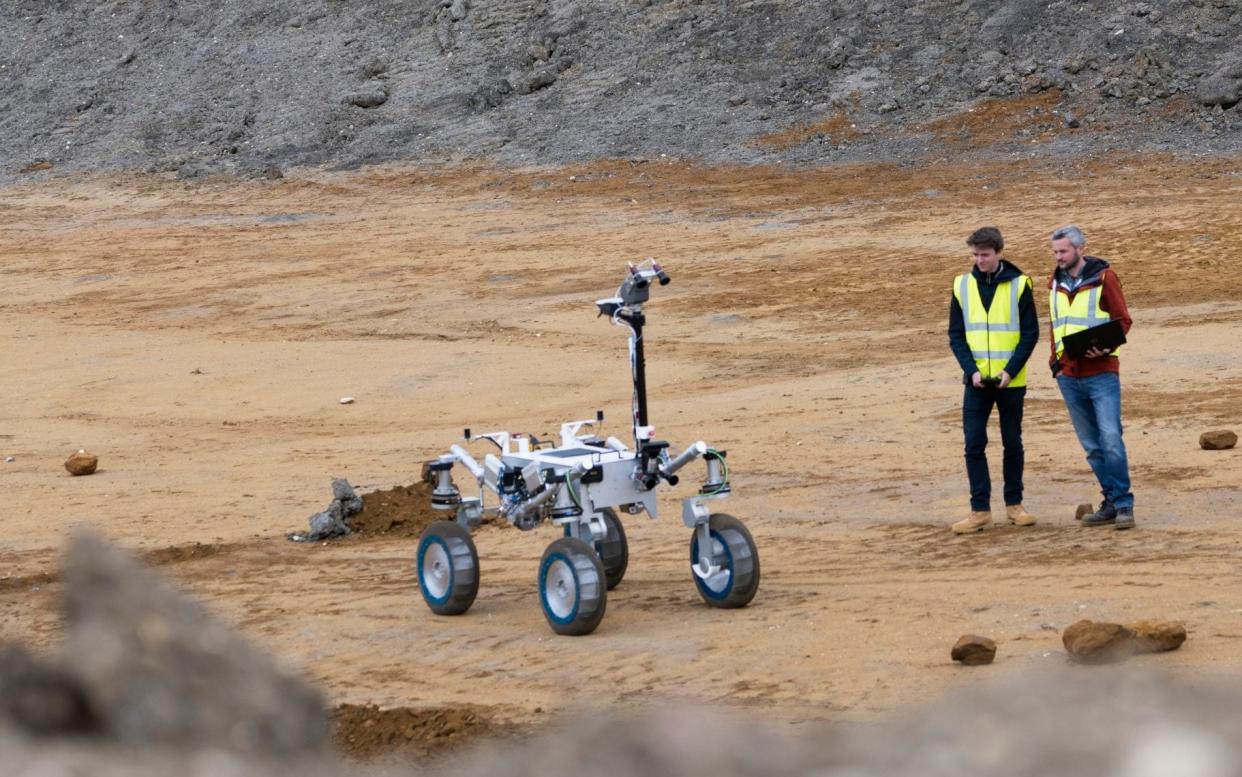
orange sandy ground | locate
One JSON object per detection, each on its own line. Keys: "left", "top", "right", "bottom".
{"left": 2, "top": 153, "right": 1241, "bottom": 736}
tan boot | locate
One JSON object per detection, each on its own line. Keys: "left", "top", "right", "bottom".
{"left": 1006, "top": 504, "right": 1036, "bottom": 526}
{"left": 952, "top": 511, "right": 992, "bottom": 534}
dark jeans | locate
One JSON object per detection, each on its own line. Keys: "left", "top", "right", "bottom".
{"left": 962, "top": 385, "right": 1026, "bottom": 512}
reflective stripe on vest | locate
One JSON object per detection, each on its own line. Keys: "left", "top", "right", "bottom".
{"left": 1050, "top": 285, "right": 1114, "bottom": 359}
{"left": 953, "top": 273, "right": 1031, "bottom": 388}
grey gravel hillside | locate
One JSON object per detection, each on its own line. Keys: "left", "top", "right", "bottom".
{"left": 2, "top": 0, "right": 1240, "bottom": 180}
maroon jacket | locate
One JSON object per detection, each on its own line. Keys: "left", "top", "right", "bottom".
{"left": 1048, "top": 257, "right": 1132, "bottom": 379}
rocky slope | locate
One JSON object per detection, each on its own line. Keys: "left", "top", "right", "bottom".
{"left": 1, "top": 0, "right": 1239, "bottom": 179}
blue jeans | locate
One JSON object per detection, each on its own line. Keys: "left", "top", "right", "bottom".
{"left": 962, "top": 385, "right": 1025, "bottom": 512}
{"left": 1056, "top": 372, "right": 1134, "bottom": 509}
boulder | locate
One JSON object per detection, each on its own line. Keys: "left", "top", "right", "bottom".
{"left": 62, "top": 531, "right": 328, "bottom": 752}
{"left": 1129, "top": 620, "right": 1187, "bottom": 653}
{"left": 64, "top": 451, "right": 98, "bottom": 476}
{"left": 1200, "top": 430, "right": 1238, "bottom": 450}
{"left": 1198, "top": 60, "right": 1242, "bottom": 107}
{"left": 1062, "top": 620, "right": 1135, "bottom": 663}
{"left": 951, "top": 634, "right": 996, "bottom": 665}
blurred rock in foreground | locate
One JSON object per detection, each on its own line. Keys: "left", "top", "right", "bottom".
{"left": 5, "top": 532, "right": 1242, "bottom": 777}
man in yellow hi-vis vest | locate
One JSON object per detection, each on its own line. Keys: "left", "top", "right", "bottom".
{"left": 1048, "top": 224, "right": 1135, "bottom": 530}
{"left": 947, "top": 227, "right": 1040, "bottom": 533}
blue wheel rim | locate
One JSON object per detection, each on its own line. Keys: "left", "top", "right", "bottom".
{"left": 691, "top": 529, "right": 735, "bottom": 600}
{"left": 418, "top": 535, "right": 454, "bottom": 606}
{"left": 539, "top": 551, "right": 580, "bottom": 625}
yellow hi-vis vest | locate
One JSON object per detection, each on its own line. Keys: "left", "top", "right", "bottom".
{"left": 953, "top": 273, "right": 1031, "bottom": 387}
{"left": 1050, "top": 282, "right": 1114, "bottom": 360}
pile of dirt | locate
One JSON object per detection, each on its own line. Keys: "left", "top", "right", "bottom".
{"left": 0, "top": 542, "right": 236, "bottom": 593}
{"left": 0, "top": 571, "right": 57, "bottom": 594}
{"left": 332, "top": 703, "right": 502, "bottom": 760}
{"left": 350, "top": 481, "right": 452, "bottom": 538}
{"left": 290, "top": 480, "right": 484, "bottom": 542}
{"left": 142, "top": 541, "right": 232, "bottom": 566}
{"left": 2, "top": 1, "right": 1240, "bottom": 181}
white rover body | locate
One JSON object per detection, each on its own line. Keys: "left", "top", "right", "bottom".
{"left": 416, "top": 261, "right": 759, "bottom": 635}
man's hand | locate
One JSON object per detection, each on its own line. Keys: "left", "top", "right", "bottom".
{"left": 971, "top": 371, "right": 983, "bottom": 388}
{"left": 998, "top": 370, "right": 1012, "bottom": 389}
{"left": 1084, "top": 346, "right": 1111, "bottom": 358}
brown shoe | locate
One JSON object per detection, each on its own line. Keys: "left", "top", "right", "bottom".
{"left": 952, "top": 511, "right": 992, "bottom": 534}
{"left": 1006, "top": 504, "right": 1036, "bottom": 527}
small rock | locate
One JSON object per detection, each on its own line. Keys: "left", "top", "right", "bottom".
{"left": 951, "top": 634, "right": 997, "bottom": 665}
{"left": 1129, "top": 620, "right": 1187, "bottom": 653}
{"left": 1200, "top": 430, "right": 1237, "bottom": 450}
{"left": 332, "top": 478, "right": 363, "bottom": 518}
{"left": 1064, "top": 112, "right": 1081, "bottom": 128}
{"left": 1075, "top": 503, "right": 1093, "bottom": 521}
{"left": 361, "top": 59, "right": 388, "bottom": 79}
{"left": 4, "top": 456, "right": 13, "bottom": 463}
{"left": 433, "top": 22, "right": 455, "bottom": 52}
{"left": 65, "top": 451, "right": 98, "bottom": 476}
{"left": 176, "top": 163, "right": 208, "bottom": 180}
{"left": 304, "top": 502, "right": 347, "bottom": 540}
{"left": 450, "top": 0, "right": 468, "bottom": 21}
{"left": 262, "top": 165, "right": 284, "bottom": 181}
{"left": 339, "top": 397, "right": 355, "bottom": 404}
{"left": 346, "top": 89, "right": 388, "bottom": 109}
{"left": 1063, "top": 619, "right": 1135, "bottom": 663}
{"left": 515, "top": 69, "right": 557, "bottom": 95}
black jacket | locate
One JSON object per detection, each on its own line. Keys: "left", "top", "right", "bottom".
{"left": 948, "top": 260, "right": 1040, "bottom": 384}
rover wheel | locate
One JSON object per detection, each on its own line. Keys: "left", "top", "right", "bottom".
{"left": 595, "top": 508, "right": 629, "bottom": 590}
{"left": 689, "top": 513, "right": 759, "bottom": 608}
{"left": 565, "top": 508, "right": 628, "bottom": 590}
{"left": 539, "top": 537, "right": 607, "bottom": 635}
{"left": 417, "top": 520, "right": 479, "bottom": 616}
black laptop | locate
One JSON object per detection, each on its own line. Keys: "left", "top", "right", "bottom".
{"left": 1062, "top": 319, "right": 1127, "bottom": 359}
